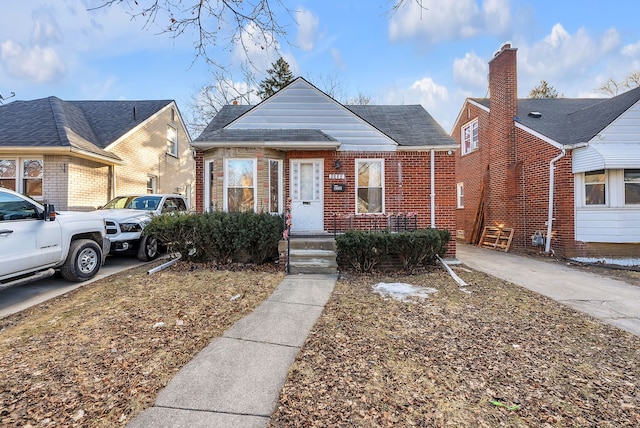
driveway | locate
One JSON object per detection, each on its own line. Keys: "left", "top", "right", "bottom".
{"left": 456, "top": 244, "right": 640, "bottom": 336}
{"left": 0, "top": 256, "right": 144, "bottom": 318}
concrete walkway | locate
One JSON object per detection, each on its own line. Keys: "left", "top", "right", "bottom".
{"left": 456, "top": 244, "right": 640, "bottom": 336}
{"left": 128, "top": 274, "right": 337, "bottom": 428}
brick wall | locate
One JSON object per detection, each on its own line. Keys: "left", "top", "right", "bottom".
{"left": 452, "top": 44, "right": 636, "bottom": 258}
{"left": 196, "top": 148, "right": 458, "bottom": 256}
{"left": 110, "top": 105, "right": 195, "bottom": 206}
{"left": 42, "top": 155, "right": 70, "bottom": 209}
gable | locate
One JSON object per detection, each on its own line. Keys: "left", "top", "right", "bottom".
{"left": 573, "top": 98, "right": 640, "bottom": 173}
{"left": 226, "top": 79, "right": 399, "bottom": 151}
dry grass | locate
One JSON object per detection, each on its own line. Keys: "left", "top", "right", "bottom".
{"left": 1, "top": 259, "right": 639, "bottom": 427}
{"left": 0, "top": 262, "right": 284, "bottom": 427}
{"left": 270, "top": 267, "right": 640, "bottom": 427}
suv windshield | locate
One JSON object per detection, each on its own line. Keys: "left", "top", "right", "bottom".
{"left": 102, "top": 196, "right": 162, "bottom": 211}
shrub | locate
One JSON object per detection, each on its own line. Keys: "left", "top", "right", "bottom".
{"left": 144, "top": 211, "right": 284, "bottom": 264}
{"left": 336, "top": 228, "right": 451, "bottom": 273}
{"left": 336, "top": 230, "right": 389, "bottom": 273}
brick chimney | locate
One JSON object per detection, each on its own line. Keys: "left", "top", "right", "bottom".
{"left": 488, "top": 43, "right": 518, "bottom": 122}
{"left": 486, "top": 43, "right": 520, "bottom": 235}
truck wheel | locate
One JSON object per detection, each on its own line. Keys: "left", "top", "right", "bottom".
{"left": 138, "top": 235, "right": 159, "bottom": 262}
{"left": 60, "top": 239, "right": 102, "bottom": 282}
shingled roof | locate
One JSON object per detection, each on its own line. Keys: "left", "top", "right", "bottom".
{"left": 0, "top": 97, "right": 174, "bottom": 161}
{"left": 195, "top": 103, "right": 454, "bottom": 148}
{"left": 473, "top": 85, "right": 640, "bottom": 145}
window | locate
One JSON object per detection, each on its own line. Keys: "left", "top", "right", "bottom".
{"left": 0, "top": 160, "right": 17, "bottom": 190}
{"left": 0, "top": 192, "right": 41, "bottom": 221}
{"left": 22, "top": 159, "right": 43, "bottom": 197}
{"left": 461, "top": 119, "right": 479, "bottom": 155}
{"left": 456, "top": 182, "right": 464, "bottom": 208}
{"left": 147, "top": 175, "right": 157, "bottom": 194}
{"left": 166, "top": 125, "right": 178, "bottom": 157}
{"left": 624, "top": 169, "right": 640, "bottom": 205}
{"left": 356, "top": 159, "right": 384, "bottom": 214}
{"left": 170, "top": 107, "right": 176, "bottom": 122}
{"left": 269, "top": 160, "right": 282, "bottom": 214}
{"left": 0, "top": 158, "right": 42, "bottom": 197}
{"left": 585, "top": 170, "right": 606, "bottom": 205}
{"left": 225, "top": 159, "right": 256, "bottom": 212}
{"left": 205, "top": 160, "right": 215, "bottom": 212}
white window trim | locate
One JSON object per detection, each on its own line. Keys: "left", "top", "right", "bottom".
{"left": 167, "top": 125, "right": 178, "bottom": 157}
{"left": 268, "top": 159, "right": 283, "bottom": 214}
{"left": 461, "top": 119, "right": 479, "bottom": 155}
{"left": 223, "top": 158, "right": 257, "bottom": 212}
{"left": 204, "top": 159, "right": 215, "bottom": 212}
{"left": 583, "top": 169, "right": 608, "bottom": 207}
{"left": 0, "top": 157, "right": 44, "bottom": 199}
{"left": 355, "top": 158, "right": 385, "bottom": 214}
{"left": 456, "top": 182, "right": 464, "bottom": 208}
{"left": 146, "top": 175, "right": 157, "bottom": 194}
{"left": 624, "top": 169, "right": 640, "bottom": 206}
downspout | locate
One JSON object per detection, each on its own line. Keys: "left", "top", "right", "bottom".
{"left": 430, "top": 149, "right": 436, "bottom": 228}
{"left": 545, "top": 149, "right": 565, "bottom": 254}
{"left": 545, "top": 142, "right": 588, "bottom": 254}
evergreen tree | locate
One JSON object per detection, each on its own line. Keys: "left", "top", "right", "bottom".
{"left": 528, "top": 80, "right": 559, "bottom": 99}
{"left": 257, "top": 57, "right": 294, "bottom": 100}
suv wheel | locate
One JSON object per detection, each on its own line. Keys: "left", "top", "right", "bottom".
{"left": 138, "top": 235, "right": 159, "bottom": 262}
{"left": 60, "top": 239, "right": 102, "bottom": 282}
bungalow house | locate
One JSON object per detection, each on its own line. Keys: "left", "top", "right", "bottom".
{"left": 453, "top": 43, "right": 640, "bottom": 264}
{"left": 0, "top": 98, "right": 194, "bottom": 211}
{"left": 191, "top": 77, "right": 458, "bottom": 255}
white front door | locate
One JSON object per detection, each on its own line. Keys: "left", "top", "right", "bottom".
{"left": 290, "top": 159, "right": 324, "bottom": 232}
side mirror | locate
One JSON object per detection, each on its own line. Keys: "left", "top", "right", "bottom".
{"left": 44, "top": 204, "right": 56, "bottom": 221}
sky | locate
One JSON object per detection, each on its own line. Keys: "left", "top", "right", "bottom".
{"left": 1, "top": 0, "right": 639, "bottom": 137}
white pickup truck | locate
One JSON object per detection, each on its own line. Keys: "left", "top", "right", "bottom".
{"left": 0, "top": 187, "right": 109, "bottom": 287}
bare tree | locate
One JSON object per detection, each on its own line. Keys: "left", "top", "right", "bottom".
{"left": 185, "top": 65, "right": 259, "bottom": 137}
{"left": 598, "top": 71, "right": 640, "bottom": 96}
{"left": 346, "top": 92, "right": 373, "bottom": 105}
{"left": 92, "top": 1, "right": 423, "bottom": 66}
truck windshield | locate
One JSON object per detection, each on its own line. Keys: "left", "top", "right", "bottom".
{"left": 102, "top": 196, "right": 162, "bottom": 211}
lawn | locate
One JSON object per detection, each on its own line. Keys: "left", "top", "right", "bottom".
{"left": 1, "top": 261, "right": 639, "bottom": 427}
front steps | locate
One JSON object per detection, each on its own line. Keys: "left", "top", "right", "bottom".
{"left": 279, "top": 236, "right": 338, "bottom": 274}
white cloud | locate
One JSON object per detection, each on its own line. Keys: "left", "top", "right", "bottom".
{"left": 295, "top": 8, "right": 319, "bottom": 51}
{"left": 31, "top": 7, "right": 64, "bottom": 45}
{"left": 517, "top": 23, "right": 622, "bottom": 94}
{"left": 1, "top": 41, "right": 67, "bottom": 83}
{"left": 232, "top": 21, "right": 281, "bottom": 71}
{"left": 330, "top": 48, "right": 345, "bottom": 70}
{"left": 389, "top": 0, "right": 511, "bottom": 44}
{"left": 385, "top": 77, "right": 449, "bottom": 113}
{"left": 622, "top": 41, "right": 640, "bottom": 57}
{"left": 453, "top": 51, "right": 488, "bottom": 90}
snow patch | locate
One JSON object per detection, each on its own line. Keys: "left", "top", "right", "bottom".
{"left": 372, "top": 282, "right": 437, "bottom": 302}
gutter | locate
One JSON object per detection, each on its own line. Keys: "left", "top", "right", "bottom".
{"left": 545, "top": 142, "right": 588, "bottom": 254}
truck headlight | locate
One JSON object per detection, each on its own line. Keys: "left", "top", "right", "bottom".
{"left": 120, "top": 223, "right": 143, "bottom": 232}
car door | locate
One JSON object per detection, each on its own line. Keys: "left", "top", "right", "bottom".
{"left": 0, "top": 193, "right": 61, "bottom": 277}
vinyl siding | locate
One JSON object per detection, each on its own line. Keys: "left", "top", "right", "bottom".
{"left": 228, "top": 81, "right": 398, "bottom": 151}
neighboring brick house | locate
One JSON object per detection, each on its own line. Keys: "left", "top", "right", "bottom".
{"left": 0, "top": 97, "right": 194, "bottom": 210}
{"left": 453, "top": 43, "right": 640, "bottom": 263}
{"left": 191, "top": 77, "right": 458, "bottom": 253}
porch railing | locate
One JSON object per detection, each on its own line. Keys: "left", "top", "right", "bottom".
{"left": 332, "top": 213, "right": 418, "bottom": 237}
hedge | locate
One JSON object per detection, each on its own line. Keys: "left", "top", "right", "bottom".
{"left": 336, "top": 228, "right": 451, "bottom": 273}
{"left": 143, "top": 211, "right": 284, "bottom": 264}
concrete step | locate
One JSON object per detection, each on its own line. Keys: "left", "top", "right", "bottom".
{"left": 289, "top": 249, "right": 337, "bottom": 263}
{"left": 287, "top": 238, "right": 336, "bottom": 251}
{"left": 289, "top": 261, "right": 338, "bottom": 275}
